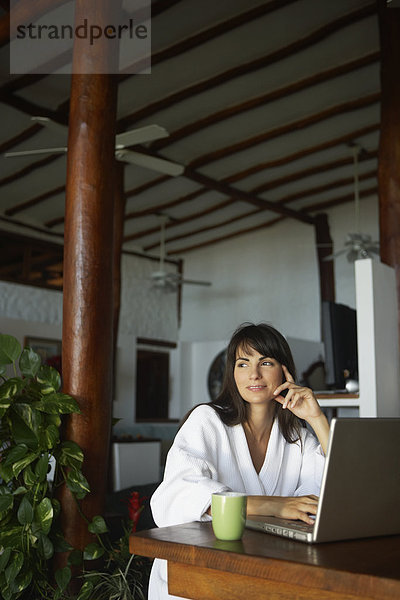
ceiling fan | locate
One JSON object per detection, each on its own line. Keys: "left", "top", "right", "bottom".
{"left": 324, "top": 144, "right": 379, "bottom": 263}
{"left": 150, "top": 216, "right": 212, "bottom": 292}
{"left": 4, "top": 116, "right": 184, "bottom": 177}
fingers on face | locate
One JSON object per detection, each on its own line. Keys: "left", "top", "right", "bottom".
{"left": 282, "top": 364, "right": 295, "bottom": 383}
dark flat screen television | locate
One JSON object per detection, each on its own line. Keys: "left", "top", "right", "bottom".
{"left": 321, "top": 301, "right": 358, "bottom": 391}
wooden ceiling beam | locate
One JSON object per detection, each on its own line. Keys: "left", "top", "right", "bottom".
{"left": 190, "top": 92, "right": 380, "bottom": 169}
{"left": 225, "top": 123, "right": 380, "bottom": 184}
{"left": 184, "top": 168, "right": 315, "bottom": 224}
{"left": 168, "top": 216, "right": 286, "bottom": 255}
{"left": 301, "top": 185, "right": 378, "bottom": 213}
{"left": 124, "top": 198, "right": 235, "bottom": 243}
{"left": 144, "top": 207, "right": 263, "bottom": 251}
{"left": 152, "top": 52, "right": 380, "bottom": 152}
{"left": 151, "top": 0, "right": 184, "bottom": 17}
{"left": 149, "top": 0, "right": 299, "bottom": 67}
{"left": 5, "top": 185, "right": 65, "bottom": 217}
{"left": 0, "top": 88, "right": 69, "bottom": 122}
{"left": 0, "top": 154, "right": 62, "bottom": 189}
{"left": 165, "top": 185, "right": 379, "bottom": 255}
{"left": 253, "top": 150, "right": 378, "bottom": 195}
{"left": 124, "top": 187, "right": 208, "bottom": 221}
{"left": 0, "top": 123, "right": 42, "bottom": 154}
{"left": 118, "top": 3, "right": 377, "bottom": 130}
{"left": 275, "top": 170, "right": 377, "bottom": 206}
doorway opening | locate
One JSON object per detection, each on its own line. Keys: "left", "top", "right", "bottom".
{"left": 135, "top": 349, "right": 169, "bottom": 421}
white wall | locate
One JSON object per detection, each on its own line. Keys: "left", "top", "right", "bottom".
{"left": 179, "top": 218, "right": 321, "bottom": 343}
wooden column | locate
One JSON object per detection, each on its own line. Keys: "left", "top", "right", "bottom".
{"left": 60, "top": 0, "right": 121, "bottom": 553}
{"left": 377, "top": 0, "right": 400, "bottom": 334}
{"left": 113, "top": 161, "right": 126, "bottom": 372}
{"left": 314, "top": 213, "right": 335, "bottom": 303}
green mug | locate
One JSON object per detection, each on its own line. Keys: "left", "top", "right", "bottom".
{"left": 211, "top": 492, "right": 247, "bottom": 541}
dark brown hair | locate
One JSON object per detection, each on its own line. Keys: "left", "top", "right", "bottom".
{"left": 209, "top": 322, "right": 302, "bottom": 443}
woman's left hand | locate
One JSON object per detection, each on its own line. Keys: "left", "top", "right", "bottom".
{"left": 273, "top": 365, "right": 322, "bottom": 421}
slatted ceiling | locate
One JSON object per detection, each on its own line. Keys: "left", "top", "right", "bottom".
{"left": 0, "top": 0, "right": 382, "bottom": 278}
{"left": 260, "top": 156, "right": 378, "bottom": 197}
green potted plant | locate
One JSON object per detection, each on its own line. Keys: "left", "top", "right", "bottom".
{"left": 0, "top": 334, "right": 147, "bottom": 600}
{"left": 0, "top": 333, "right": 89, "bottom": 599}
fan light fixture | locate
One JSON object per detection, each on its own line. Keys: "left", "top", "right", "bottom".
{"left": 149, "top": 215, "right": 212, "bottom": 292}
{"left": 324, "top": 144, "right": 379, "bottom": 263}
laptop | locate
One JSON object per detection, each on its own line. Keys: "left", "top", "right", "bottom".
{"left": 246, "top": 418, "right": 400, "bottom": 543}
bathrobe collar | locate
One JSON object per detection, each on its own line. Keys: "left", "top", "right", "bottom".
{"left": 230, "top": 417, "right": 284, "bottom": 495}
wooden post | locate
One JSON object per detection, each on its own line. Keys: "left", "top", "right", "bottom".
{"left": 113, "top": 161, "right": 126, "bottom": 373}
{"left": 60, "top": 0, "right": 121, "bottom": 554}
{"left": 377, "top": 0, "right": 400, "bottom": 334}
{"left": 314, "top": 213, "right": 335, "bottom": 303}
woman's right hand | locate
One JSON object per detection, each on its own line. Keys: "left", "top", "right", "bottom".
{"left": 247, "top": 494, "right": 318, "bottom": 525}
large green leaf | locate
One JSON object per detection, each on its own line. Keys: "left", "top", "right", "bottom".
{"left": 23, "top": 465, "right": 37, "bottom": 487}
{"left": 0, "top": 524, "right": 24, "bottom": 551}
{"left": 57, "top": 440, "right": 84, "bottom": 468}
{"left": 0, "top": 335, "right": 21, "bottom": 366}
{"left": 35, "top": 453, "right": 50, "bottom": 482}
{"left": 9, "top": 406, "right": 40, "bottom": 449}
{"left": 17, "top": 496, "right": 33, "bottom": 525}
{"left": 0, "top": 379, "right": 24, "bottom": 417}
{"left": 19, "top": 347, "right": 41, "bottom": 378}
{"left": 55, "top": 566, "right": 71, "bottom": 592}
{"left": 0, "top": 495, "right": 13, "bottom": 515}
{"left": 35, "top": 497, "right": 53, "bottom": 535}
{"left": 51, "top": 529, "right": 73, "bottom": 553}
{"left": 83, "top": 542, "right": 104, "bottom": 561}
{"left": 51, "top": 498, "right": 61, "bottom": 518}
{"left": 4, "top": 551, "right": 24, "bottom": 585}
{"left": 34, "top": 392, "right": 80, "bottom": 415}
{"left": 41, "top": 423, "right": 60, "bottom": 449}
{"left": 37, "top": 532, "right": 54, "bottom": 559}
{"left": 76, "top": 580, "right": 94, "bottom": 600}
{"left": 67, "top": 549, "right": 83, "bottom": 566}
{"left": 88, "top": 515, "right": 108, "bottom": 535}
{"left": 66, "top": 470, "right": 90, "bottom": 499}
{"left": 3, "top": 443, "right": 28, "bottom": 467}
{"left": 0, "top": 462, "right": 14, "bottom": 484}
{"left": 0, "top": 547, "right": 11, "bottom": 571}
{"left": 10, "top": 568, "right": 32, "bottom": 595}
{"left": 36, "top": 365, "right": 61, "bottom": 393}
{"left": 12, "top": 452, "right": 38, "bottom": 479}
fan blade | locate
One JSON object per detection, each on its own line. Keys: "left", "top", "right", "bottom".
{"left": 322, "top": 248, "right": 348, "bottom": 261}
{"left": 5, "top": 147, "right": 67, "bottom": 157}
{"left": 151, "top": 271, "right": 211, "bottom": 287}
{"left": 181, "top": 278, "right": 212, "bottom": 287}
{"left": 31, "top": 116, "right": 68, "bottom": 137}
{"left": 115, "top": 149, "right": 184, "bottom": 176}
{"left": 115, "top": 125, "right": 169, "bottom": 148}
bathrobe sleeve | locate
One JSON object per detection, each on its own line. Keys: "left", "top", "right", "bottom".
{"left": 293, "top": 428, "right": 326, "bottom": 496}
{"left": 150, "top": 406, "right": 231, "bottom": 527}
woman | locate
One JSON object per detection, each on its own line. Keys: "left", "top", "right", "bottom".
{"left": 149, "top": 322, "right": 330, "bottom": 599}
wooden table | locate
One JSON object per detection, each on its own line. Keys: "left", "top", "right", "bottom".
{"left": 130, "top": 522, "right": 400, "bottom": 600}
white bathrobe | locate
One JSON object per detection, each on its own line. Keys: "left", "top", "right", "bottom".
{"left": 149, "top": 404, "right": 325, "bottom": 600}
